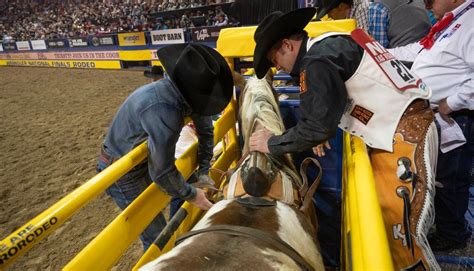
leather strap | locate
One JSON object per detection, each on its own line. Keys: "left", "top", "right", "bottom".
{"left": 299, "top": 158, "right": 323, "bottom": 215}
{"left": 176, "top": 225, "right": 314, "bottom": 271}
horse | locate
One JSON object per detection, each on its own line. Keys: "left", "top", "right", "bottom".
{"left": 140, "top": 72, "right": 325, "bottom": 270}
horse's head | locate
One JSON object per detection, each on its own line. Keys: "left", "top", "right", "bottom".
{"left": 229, "top": 71, "right": 302, "bottom": 203}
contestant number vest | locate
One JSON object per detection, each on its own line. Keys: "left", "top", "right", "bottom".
{"left": 307, "top": 30, "right": 431, "bottom": 151}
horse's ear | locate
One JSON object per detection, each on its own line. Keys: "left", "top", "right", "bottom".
{"left": 264, "top": 69, "right": 273, "bottom": 86}
{"left": 232, "top": 71, "right": 246, "bottom": 90}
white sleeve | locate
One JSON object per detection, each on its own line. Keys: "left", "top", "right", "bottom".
{"left": 447, "top": 19, "right": 474, "bottom": 111}
{"left": 388, "top": 42, "right": 423, "bottom": 62}
{"left": 446, "top": 78, "right": 474, "bottom": 111}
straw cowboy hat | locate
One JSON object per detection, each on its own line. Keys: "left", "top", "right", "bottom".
{"left": 157, "top": 44, "right": 233, "bottom": 116}
{"left": 253, "top": 8, "right": 316, "bottom": 79}
{"left": 144, "top": 65, "right": 164, "bottom": 79}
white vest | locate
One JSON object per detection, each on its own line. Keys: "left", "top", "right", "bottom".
{"left": 306, "top": 30, "right": 431, "bottom": 151}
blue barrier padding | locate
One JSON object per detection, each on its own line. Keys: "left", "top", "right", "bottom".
{"left": 279, "top": 100, "right": 300, "bottom": 107}
{"left": 273, "top": 74, "right": 293, "bottom": 81}
{"left": 275, "top": 86, "right": 300, "bottom": 93}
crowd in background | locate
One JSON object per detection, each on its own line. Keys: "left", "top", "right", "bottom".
{"left": 0, "top": 0, "right": 235, "bottom": 42}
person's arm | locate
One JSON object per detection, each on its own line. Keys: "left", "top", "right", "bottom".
{"left": 140, "top": 103, "right": 197, "bottom": 200}
{"left": 368, "top": 2, "right": 390, "bottom": 48}
{"left": 190, "top": 114, "right": 214, "bottom": 176}
{"left": 266, "top": 60, "right": 348, "bottom": 156}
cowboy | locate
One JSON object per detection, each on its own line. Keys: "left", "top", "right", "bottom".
{"left": 143, "top": 65, "right": 164, "bottom": 82}
{"left": 97, "top": 44, "right": 233, "bottom": 250}
{"left": 249, "top": 8, "right": 440, "bottom": 270}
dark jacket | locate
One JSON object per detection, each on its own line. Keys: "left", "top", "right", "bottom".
{"left": 268, "top": 35, "right": 364, "bottom": 156}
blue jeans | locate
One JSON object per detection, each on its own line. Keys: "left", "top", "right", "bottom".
{"left": 98, "top": 159, "right": 167, "bottom": 251}
{"left": 435, "top": 113, "right": 473, "bottom": 243}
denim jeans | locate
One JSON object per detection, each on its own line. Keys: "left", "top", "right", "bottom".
{"left": 434, "top": 113, "right": 473, "bottom": 243}
{"left": 98, "top": 160, "right": 167, "bottom": 251}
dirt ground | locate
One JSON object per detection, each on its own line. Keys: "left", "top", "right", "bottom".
{"left": 0, "top": 67, "right": 148, "bottom": 270}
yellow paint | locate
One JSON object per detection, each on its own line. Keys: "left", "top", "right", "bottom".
{"left": 342, "top": 134, "right": 394, "bottom": 270}
{"left": 119, "top": 50, "right": 152, "bottom": 61}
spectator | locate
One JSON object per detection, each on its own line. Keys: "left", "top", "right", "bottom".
{"left": 316, "top": 0, "right": 370, "bottom": 32}
{"left": 214, "top": 13, "right": 228, "bottom": 26}
{"left": 368, "top": 0, "right": 431, "bottom": 48}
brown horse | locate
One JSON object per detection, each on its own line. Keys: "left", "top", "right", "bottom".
{"left": 140, "top": 73, "right": 324, "bottom": 270}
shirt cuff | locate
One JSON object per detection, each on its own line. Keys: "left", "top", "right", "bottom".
{"left": 446, "top": 95, "right": 464, "bottom": 112}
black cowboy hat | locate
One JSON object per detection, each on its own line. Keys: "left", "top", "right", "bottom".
{"left": 316, "top": 0, "right": 344, "bottom": 21}
{"left": 157, "top": 44, "right": 233, "bottom": 116}
{"left": 144, "top": 65, "right": 164, "bottom": 79}
{"left": 253, "top": 7, "right": 316, "bottom": 79}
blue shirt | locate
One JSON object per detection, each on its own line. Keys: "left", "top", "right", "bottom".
{"left": 103, "top": 78, "right": 214, "bottom": 200}
{"left": 368, "top": 2, "right": 390, "bottom": 48}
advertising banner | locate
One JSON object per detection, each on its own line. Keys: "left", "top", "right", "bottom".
{"left": 2, "top": 59, "right": 121, "bottom": 69}
{"left": 118, "top": 32, "right": 146, "bottom": 46}
{"left": 31, "top": 40, "right": 47, "bottom": 50}
{"left": 68, "top": 38, "right": 88, "bottom": 47}
{"left": 150, "top": 29, "right": 185, "bottom": 45}
{"left": 16, "top": 41, "right": 31, "bottom": 51}
{"left": 191, "top": 26, "right": 225, "bottom": 42}
{"left": 0, "top": 51, "right": 120, "bottom": 60}
{"left": 46, "top": 39, "right": 67, "bottom": 48}
{"left": 3, "top": 42, "right": 16, "bottom": 51}
{"left": 90, "top": 35, "right": 116, "bottom": 47}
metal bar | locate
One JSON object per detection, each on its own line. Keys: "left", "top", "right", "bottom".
{"left": 342, "top": 134, "right": 394, "bottom": 270}
{"left": 0, "top": 142, "right": 148, "bottom": 269}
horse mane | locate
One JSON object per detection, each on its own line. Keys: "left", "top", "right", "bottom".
{"left": 239, "top": 76, "right": 284, "bottom": 153}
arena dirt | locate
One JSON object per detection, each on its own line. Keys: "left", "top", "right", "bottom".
{"left": 0, "top": 67, "right": 148, "bottom": 270}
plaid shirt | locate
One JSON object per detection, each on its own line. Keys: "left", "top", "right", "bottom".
{"left": 368, "top": 2, "right": 390, "bottom": 47}
{"left": 350, "top": 0, "right": 370, "bottom": 32}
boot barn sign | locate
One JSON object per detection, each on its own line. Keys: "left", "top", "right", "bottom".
{"left": 150, "top": 29, "right": 185, "bottom": 45}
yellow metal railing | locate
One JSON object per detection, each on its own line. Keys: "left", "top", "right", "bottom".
{"left": 342, "top": 134, "right": 393, "bottom": 270}
{"left": 0, "top": 141, "right": 148, "bottom": 269}
{"left": 64, "top": 100, "right": 239, "bottom": 270}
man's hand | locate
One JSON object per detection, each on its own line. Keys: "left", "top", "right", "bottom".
{"left": 249, "top": 128, "right": 273, "bottom": 153}
{"left": 438, "top": 98, "right": 454, "bottom": 124}
{"left": 313, "top": 141, "right": 331, "bottom": 157}
{"left": 189, "top": 188, "right": 214, "bottom": 210}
